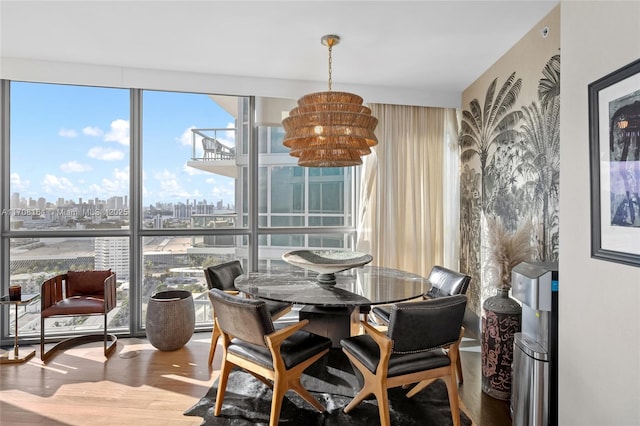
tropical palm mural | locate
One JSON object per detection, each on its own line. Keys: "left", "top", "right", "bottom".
{"left": 461, "top": 74, "right": 524, "bottom": 206}
{"left": 459, "top": 54, "right": 561, "bottom": 314}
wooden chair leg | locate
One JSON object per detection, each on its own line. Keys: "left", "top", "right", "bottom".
{"left": 375, "top": 387, "right": 391, "bottom": 426}
{"left": 456, "top": 354, "right": 464, "bottom": 384}
{"left": 443, "top": 375, "right": 461, "bottom": 426}
{"left": 406, "top": 378, "right": 437, "bottom": 398}
{"left": 214, "top": 360, "right": 232, "bottom": 416}
{"left": 344, "top": 386, "right": 371, "bottom": 413}
{"left": 269, "top": 377, "right": 286, "bottom": 426}
{"left": 208, "top": 324, "right": 221, "bottom": 365}
{"left": 290, "top": 379, "right": 325, "bottom": 412}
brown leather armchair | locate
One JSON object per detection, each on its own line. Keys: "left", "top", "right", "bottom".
{"left": 40, "top": 270, "right": 117, "bottom": 362}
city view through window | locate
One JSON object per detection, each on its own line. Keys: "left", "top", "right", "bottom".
{"left": 2, "top": 82, "right": 356, "bottom": 343}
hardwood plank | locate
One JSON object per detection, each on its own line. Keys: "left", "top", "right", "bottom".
{"left": 1, "top": 332, "right": 510, "bottom": 425}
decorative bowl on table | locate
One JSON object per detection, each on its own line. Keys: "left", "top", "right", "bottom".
{"left": 282, "top": 249, "right": 373, "bottom": 285}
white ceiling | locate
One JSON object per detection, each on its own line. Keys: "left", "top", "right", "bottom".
{"left": 0, "top": 0, "right": 559, "bottom": 107}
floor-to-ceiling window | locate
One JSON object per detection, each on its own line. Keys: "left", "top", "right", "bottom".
{"left": 0, "top": 81, "right": 357, "bottom": 345}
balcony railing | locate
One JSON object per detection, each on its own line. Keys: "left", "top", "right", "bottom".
{"left": 190, "top": 128, "right": 236, "bottom": 161}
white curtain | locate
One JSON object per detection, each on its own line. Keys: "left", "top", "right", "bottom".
{"left": 356, "top": 104, "right": 459, "bottom": 277}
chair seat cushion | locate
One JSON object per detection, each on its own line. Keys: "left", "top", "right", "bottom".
{"left": 371, "top": 305, "right": 391, "bottom": 324}
{"left": 229, "top": 329, "right": 331, "bottom": 370}
{"left": 41, "top": 295, "right": 106, "bottom": 318}
{"left": 341, "top": 334, "right": 450, "bottom": 377}
{"left": 264, "top": 299, "right": 292, "bottom": 317}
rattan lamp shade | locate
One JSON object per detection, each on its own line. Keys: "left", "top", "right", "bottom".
{"left": 282, "top": 36, "right": 378, "bottom": 167}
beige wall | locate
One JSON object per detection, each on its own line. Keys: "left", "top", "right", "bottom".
{"left": 462, "top": 9, "right": 560, "bottom": 114}
{"left": 461, "top": 1, "right": 640, "bottom": 423}
{"left": 559, "top": 0, "right": 640, "bottom": 426}
{"left": 459, "top": 6, "right": 561, "bottom": 317}
{"left": 560, "top": 1, "right": 640, "bottom": 424}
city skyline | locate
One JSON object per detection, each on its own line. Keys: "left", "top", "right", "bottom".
{"left": 9, "top": 82, "right": 238, "bottom": 207}
{"left": 8, "top": 191, "right": 235, "bottom": 211}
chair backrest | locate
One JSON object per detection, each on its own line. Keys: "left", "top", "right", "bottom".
{"left": 208, "top": 288, "right": 275, "bottom": 347}
{"left": 202, "top": 137, "right": 217, "bottom": 151}
{"left": 204, "top": 260, "right": 243, "bottom": 291}
{"left": 387, "top": 294, "right": 467, "bottom": 354}
{"left": 66, "top": 269, "right": 113, "bottom": 297}
{"left": 425, "top": 265, "right": 471, "bottom": 298}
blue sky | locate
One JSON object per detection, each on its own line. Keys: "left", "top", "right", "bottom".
{"left": 9, "top": 82, "right": 237, "bottom": 208}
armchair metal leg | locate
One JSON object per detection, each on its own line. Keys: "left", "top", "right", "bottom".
{"left": 40, "top": 316, "right": 117, "bottom": 363}
{"left": 41, "top": 333, "right": 117, "bottom": 362}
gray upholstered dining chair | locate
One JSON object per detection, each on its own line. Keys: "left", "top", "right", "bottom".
{"left": 208, "top": 288, "right": 331, "bottom": 426}
{"left": 370, "top": 265, "right": 471, "bottom": 383}
{"left": 203, "top": 260, "right": 292, "bottom": 364}
{"left": 341, "top": 294, "right": 468, "bottom": 426}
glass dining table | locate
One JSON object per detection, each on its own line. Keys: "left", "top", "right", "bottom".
{"left": 234, "top": 265, "right": 431, "bottom": 347}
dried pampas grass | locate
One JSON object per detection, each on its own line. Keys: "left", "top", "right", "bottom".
{"left": 486, "top": 217, "right": 534, "bottom": 289}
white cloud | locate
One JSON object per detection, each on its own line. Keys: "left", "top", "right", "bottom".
{"left": 104, "top": 119, "right": 130, "bottom": 146}
{"left": 59, "top": 129, "right": 78, "bottom": 138}
{"left": 42, "top": 174, "right": 79, "bottom": 195}
{"left": 210, "top": 182, "right": 235, "bottom": 202}
{"left": 83, "top": 126, "right": 104, "bottom": 137}
{"left": 87, "top": 167, "right": 129, "bottom": 197}
{"left": 87, "top": 147, "right": 125, "bottom": 161}
{"left": 179, "top": 126, "right": 197, "bottom": 147}
{"left": 61, "top": 161, "right": 92, "bottom": 173}
{"left": 151, "top": 169, "right": 206, "bottom": 200}
{"left": 10, "top": 173, "right": 29, "bottom": 191}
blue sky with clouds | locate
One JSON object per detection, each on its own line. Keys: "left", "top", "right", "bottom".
{"left": 9, "top": 82, "right": 237, "bottom": 207}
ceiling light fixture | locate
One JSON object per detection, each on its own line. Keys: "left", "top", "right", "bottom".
{"left": 282, "top": 34, "right": 378, "bottom": 167}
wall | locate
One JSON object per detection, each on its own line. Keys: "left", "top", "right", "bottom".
{"left": 460, "top": 7, "right": 561, "bottom": 319}
{"left": 560, "top": 1, "right": 640, "bottom": 424}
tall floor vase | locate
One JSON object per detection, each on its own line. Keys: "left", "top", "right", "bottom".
{"left": 146, "top": 290, "right": 195, "bottom": 351}
{"left": 481, "top": 288, "right": 521, "bottom": 400}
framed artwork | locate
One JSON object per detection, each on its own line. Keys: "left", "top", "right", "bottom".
{"left": 588, "top": 58, "right": 640, "bottom": 267}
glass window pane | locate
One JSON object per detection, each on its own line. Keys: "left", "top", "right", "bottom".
{"left": 257, "top": 233, "right": 353, "bottom": 266}
{"left": 271, "top": 216, "right": 304, "bottom": 227}
{"left": 142, "top": 91, "right": 242, "bottom": 229}
{"left": 9, "top": 82, "right": 130, "bottom": 230}
{"left": 141, "top": 236, "right": 243, "bottom": 327}
{"left": 258, "top": 130, "right": 354, "bottom": 229}
{"left": 269, "top": 127, "right": 288, "bottom": 153}
{"left": 9, "top": 237, "right": 130, "bottom": 338}
{"left": 270, "top": 167, "right": 305, "bottom": 213}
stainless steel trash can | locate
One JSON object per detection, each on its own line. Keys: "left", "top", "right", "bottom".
{"left": 512, "top": 333, "right": 549, "bottom": 425}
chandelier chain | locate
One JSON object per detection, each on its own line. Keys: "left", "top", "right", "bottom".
{"left": 327, "top": 43, "right": 333, "bottom": 91}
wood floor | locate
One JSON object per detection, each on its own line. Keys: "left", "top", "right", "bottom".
{"left": 0, "top": 332, "right": 512, "bottom": 425}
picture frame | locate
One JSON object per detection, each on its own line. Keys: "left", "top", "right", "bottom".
{"left": 588, "top": 58, "right": 640, "bottom": 267}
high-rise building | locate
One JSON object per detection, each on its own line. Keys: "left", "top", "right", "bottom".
{"left": 95, "top": 237, "right": 129, "bottom": 280}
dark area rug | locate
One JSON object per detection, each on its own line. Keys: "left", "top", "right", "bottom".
{"left": 184, "top": 350, "right": 473, "bottom": 425}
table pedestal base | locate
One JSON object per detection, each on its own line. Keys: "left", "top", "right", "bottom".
{"left": 0, "top": 347, "right": 36, "bottom": 364}
{"left": 299, "top": 306, "right": 360, "bottom": 348}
